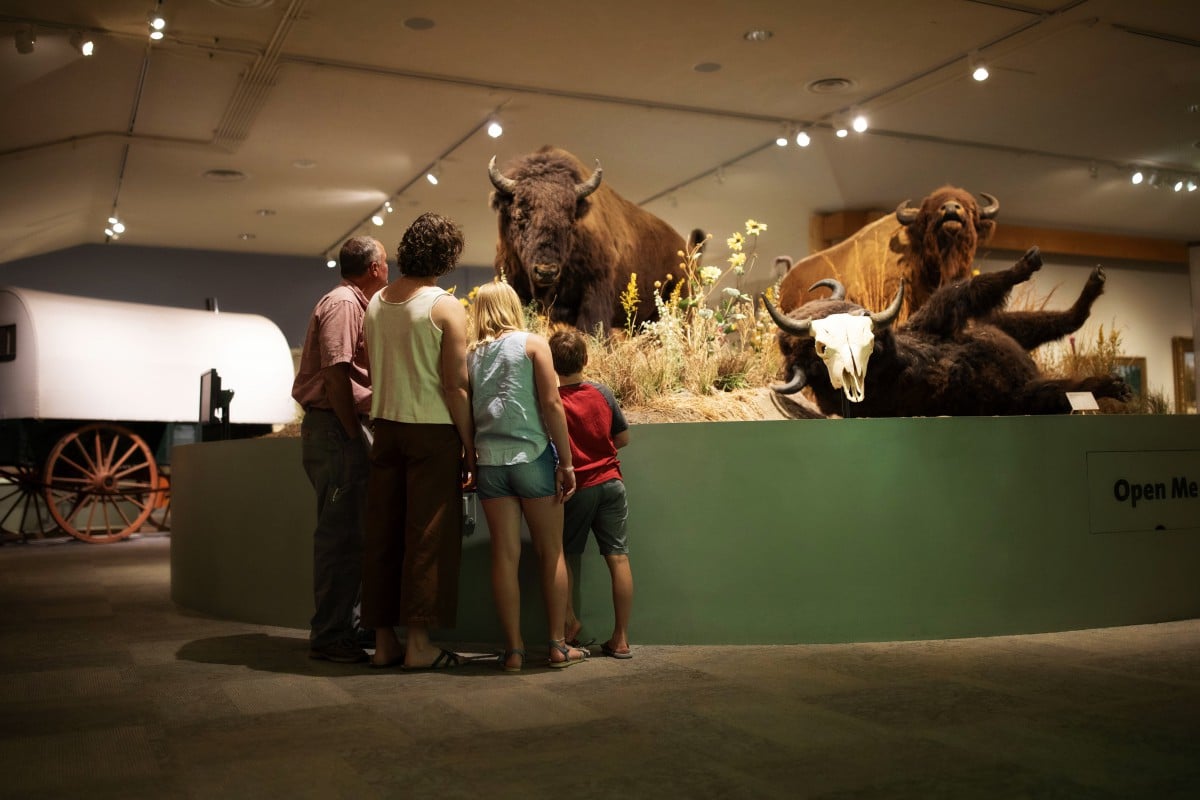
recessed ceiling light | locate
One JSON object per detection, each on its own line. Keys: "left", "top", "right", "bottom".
{"left": 256, "top": 208, "right": 276, "bottom": 216}
{"left": 238, "top": 233, "right": 256, "bottom": 240}
{"left": 203, "top": 168, "right": 247, "bottom": 182}
{"left": 806, "top": 77, "right": 855, "bottom": 94}
{"left": 292, "top": 159, "right": 317, "bottom": 169}
{"left": 743, "top": 30, "right": 772, "bottom": 42}
{"left": 693, "top": 62, "right": 722, "bottom": 73}
{"left": 404, "top": 17, "right": 435, "bottom": 30}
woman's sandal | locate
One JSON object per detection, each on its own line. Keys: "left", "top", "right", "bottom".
{"left": 500, "top": 648, "right": 525, "bottom": 673}
{"left": 548, "top": 638, "right": 588, "bottom": 669}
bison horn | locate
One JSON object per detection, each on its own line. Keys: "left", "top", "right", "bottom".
{"left": 808, "top": 278, "right": 846, "bottom": 301}
{"left": 771, "top": 365, "right": 808, "bottom": 395}
{"left": 488, "top": 156, "right": 517, "bottom": 196}
{"left": 761, "top": 292, "right": 812, "bottom": 338}
{"left": 895, "top": 200, "right": 919, "bottom": 225}
{"left": 575, "top": 159, "right": 603, "bottom": 199}
{"left": 978, "top": 192, "right": 999, "bottom": 219}
{"left": 869, "top": 281, "right": 905, "bottom": 328}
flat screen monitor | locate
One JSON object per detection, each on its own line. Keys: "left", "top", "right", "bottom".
{"left": 200, "top": 368, "right": 221, "bottom": 423}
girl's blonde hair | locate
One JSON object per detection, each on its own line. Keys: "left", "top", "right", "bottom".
{"left": 468, "top": 280, "right": 526, "bottom": 350}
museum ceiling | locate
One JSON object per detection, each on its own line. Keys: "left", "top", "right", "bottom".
{"left": 0, "top": 0, "right": 1197, "bottom": 271}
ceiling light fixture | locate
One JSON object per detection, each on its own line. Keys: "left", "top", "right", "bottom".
{"left": 833, "top": 114, "right": 849, "bottom": 138}
{"left": 1146, "top": 171, "right": 1161, "bottom": 188}
{"left": 326, "top": 258, "right": 337, "bottom": 269}
{"left": 969, "top": 51, "right": 989, "bottom": 82}
{"left": 776, "top": 124, "right": 790, "bottom": 147}
{"left": 486, "top": 117, "right": 504, "bottom": 138}
{"left": 795, "top": 128, "right": 811, "bottom": 147}
{"left": 69, "top": 31, "right": 95, "bottom": 57}
{"left": 1173, "top": 177, "right": 1185, "bottom": 192}
{"left": 743, "top": 29, "right": 773, "bottom": 42}
{"left": 851, "top": 110, "right": 869, "bottom": 133}
{"left": 370, "top": 213, "right": 385, "bottom": 226}
{"left": 105, "top": 214, "right": 125, "bottom": 240}
{"left": 1130, "top": 168, "right": 1144, "bottom": 185}
{"left": 426, "top": 164, "right": 440, "bottom": 185}
{"left": 148, "top": 2, "right": 167, "bottom": 40}
{"left": 14, "top": 26, "right": 35, "bottom": 55}
{"left": 1188, "top": 178, "right": 1198, "bottom": 192}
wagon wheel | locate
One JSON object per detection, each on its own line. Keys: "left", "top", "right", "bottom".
{"left": 42, "top": 423, "right": 159, "bottom": 544}
{"left": 0, "top": 465, "right": 59, "bottom": 542}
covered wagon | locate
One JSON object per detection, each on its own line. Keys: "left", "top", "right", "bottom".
{"left": 0, "top": 286, "right": 296, "bottom": 543}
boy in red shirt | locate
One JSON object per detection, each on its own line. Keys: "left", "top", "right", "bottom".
{"left": 548, "top": 329, "right": 634, "bottom": 659}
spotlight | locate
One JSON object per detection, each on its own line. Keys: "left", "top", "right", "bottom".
{"left": 776, "top": 123, "right": 792, "bottom": 147}
{"left": 1130, "top": 169, "right": 1144, "bottom": 185}
{"left": 795, "top": 129, "right": 811, "bottom": 147}
{"left": 1146, "top": 171, "right": 1161, "bottom": 188}
{"left": 326, "top": 259, "right": 337, "bottom": 269}
{"left": 1174, "top": 178, "right": 1185, "bottom": 192}
{"left": 106, "top": 215, "right": 125, "bottom": 239}
{"left": 14, "top": 27, "right": 35, "bottom": 55}
{"left": 426, "top": 164, "right": 440, "bottom": 185}
{"left": 70, "top": 31, "right": 95, "bottom": 57}
{"left": 1188, "top": 178, "right": 1197, "bottom": 192}
{"left": 384, "top": 201, "right": 393, "bottom": 213}
{"left": 834, "top": 122, "right": 849, "bottom": 138}
{"left": 371, "top": 214, "right": 385, "bottom": 226}
{"left": 148, "top": 8, "right": 166, "bottom": 40}
{"left": 851, "top": 112, "right": 869, "bottom": 133}
{"left": 486, "top": 117, "right": 504, "bottom": 138}
{"left": 969, "top": 51, "right": 989, "bottom": 82}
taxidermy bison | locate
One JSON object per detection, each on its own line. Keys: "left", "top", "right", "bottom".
{"left": 489, "top": 146, "right": 692, "bottom": 334}
{"left": 763, "top": 246, "right": 1132, "bottom": 418}
{"left": 776, "top": 186, "right": 999, "bottom": 318}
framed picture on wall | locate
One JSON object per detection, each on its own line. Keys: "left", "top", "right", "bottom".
{"left": 1171, "top": 337, "right": 1195, "bottom": 414}
{"left": 1113, "top": 356, "right": 1146, "bottom": 399}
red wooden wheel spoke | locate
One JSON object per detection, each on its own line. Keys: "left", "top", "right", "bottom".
{"left": 110, "top": 441, "right": 142, "bottom": 473}
{"left": 112, "top": 464, "right": 153, "bottom": 482}
{"left": 54, "top": 454, "right": 92, "bottom": 478}
{"left": 108, "top": 500, "right": 136, "bottom": 529}
{"left": 102, "top": 434, "right": 120, "bottom": 472}
{"left": 69, "top": 435, "right": 99, "bottom": 475}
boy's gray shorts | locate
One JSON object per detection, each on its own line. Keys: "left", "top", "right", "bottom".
{"left": 562, "top": 479, "right": 628, "bottom": 556}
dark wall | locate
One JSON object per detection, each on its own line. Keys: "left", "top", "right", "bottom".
{"left": 0, "top": 244, "right": 496, "bottom": 347}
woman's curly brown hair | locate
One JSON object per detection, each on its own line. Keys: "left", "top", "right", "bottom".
{"left": 396, "top": 212, "right": 464, "bottom": 278}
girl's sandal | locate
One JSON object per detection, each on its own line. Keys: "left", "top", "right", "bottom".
{"left": 500, "top": 648, "right": 525, "bottom": 673}
{"left": 547, "top": 638, "right": 587, "bottom": 669}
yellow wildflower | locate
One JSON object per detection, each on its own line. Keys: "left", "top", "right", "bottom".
{"left": 745, "top": 219, "right": 767, "bottom": 235}
{"left": 726, "top": 232, "right": 744, "bottom": 251}
{"left": 727, "top": 252, "right": 746, "bottom": 269}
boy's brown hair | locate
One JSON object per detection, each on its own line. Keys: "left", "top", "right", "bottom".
{"left": 549, "top": 328, "right": 588, "bottom": 376}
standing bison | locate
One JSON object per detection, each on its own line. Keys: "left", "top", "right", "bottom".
{"left": 763, "top": 247, "right": 1131, "bottom": 418}
{"left": 776, "top": 186, "right": 999, "bottom": 318}
{"left": 489, "top": 146, "right": 688, "bottom": 334}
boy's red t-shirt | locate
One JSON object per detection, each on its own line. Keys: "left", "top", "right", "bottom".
{"left": 558, "top": 381, "right": 627, "bottom": 490}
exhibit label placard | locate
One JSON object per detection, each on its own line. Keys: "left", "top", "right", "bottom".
{"left": 1086, "top": 450, "right": 1200, "bottom": 534}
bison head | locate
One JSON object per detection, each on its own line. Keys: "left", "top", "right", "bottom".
{"left": 894, "top": 186, "right": 997, "bottom": 298}
{"left": 763, "top": 279, "right": 904, "bottom": 403}
{"left": 489, "top": 152, "right": 602, "bottom": 290}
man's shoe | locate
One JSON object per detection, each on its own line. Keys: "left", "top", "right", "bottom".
{"left": 309, "top": 639, "right": 368, "bottom": 664}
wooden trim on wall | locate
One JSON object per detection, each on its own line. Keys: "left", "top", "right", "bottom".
{"left": 813, "top": 211, "right": 1189, "bottom": 265}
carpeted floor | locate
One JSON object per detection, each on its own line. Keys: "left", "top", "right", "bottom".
{"left": 0, "top": 534, "right": 1197, "bottom": 799}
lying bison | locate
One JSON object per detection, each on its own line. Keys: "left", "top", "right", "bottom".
{"left": 489, "top": 146, "right": 692, "bottom": 334}
{"left": 763, "top": 246, "right": 1131, "bottom": 417}
{"left": 776, "top": 186, "right": 999, "bottom": 318}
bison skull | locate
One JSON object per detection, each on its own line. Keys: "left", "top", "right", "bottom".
{"left": 763, "top": 280, "right": 905, "bottom": 404}
{"left": 811, "top": 314, "right": 876, "bottom": 403}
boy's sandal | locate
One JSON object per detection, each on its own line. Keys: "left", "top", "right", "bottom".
{"left": 500, "top": 648, "right": 525, "bottom": 673}
{"left": 548, "top": 638, "right": 588, "bottom": 669}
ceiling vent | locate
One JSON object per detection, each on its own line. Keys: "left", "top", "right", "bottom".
{"left": 208, "top": 0, "right": 276, "bottom": 8}
{"left": 203, "top": 168, "right": 248, "bottom": 182}
{"left": 806, "top": 77, "right": 855, "bottom": 94}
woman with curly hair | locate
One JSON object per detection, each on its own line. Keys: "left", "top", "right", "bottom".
{"left": 467, "top": 281, "right": 587, "bottom": 671}
{"left": 362, "top": 212, "right": 475, "bottom": 670}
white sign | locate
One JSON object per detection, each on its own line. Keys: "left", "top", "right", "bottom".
{"left": 1086, "top": 450, "right": 1200, "bottom": 534}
